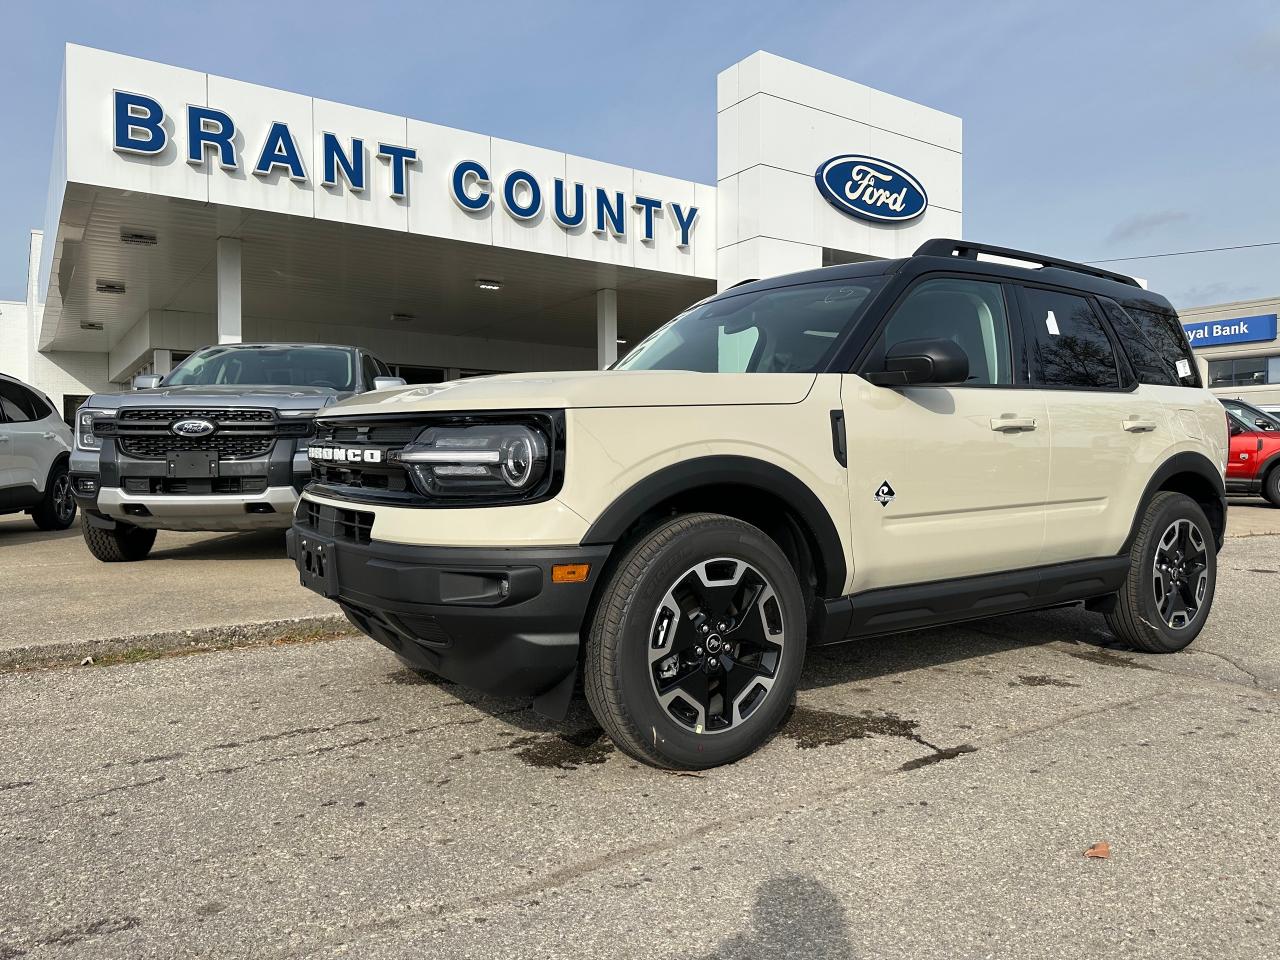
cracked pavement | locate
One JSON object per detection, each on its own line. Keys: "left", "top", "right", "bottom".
{"left": 1, "top": 531, "right": 1278, "bottom": 958}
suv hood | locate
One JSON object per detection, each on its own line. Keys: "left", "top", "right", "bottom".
{"left": 327, "top": 370, "right": 818, "bottom": 416}
{"left": 85, "top": 384, "right": 350, "bottom": 412}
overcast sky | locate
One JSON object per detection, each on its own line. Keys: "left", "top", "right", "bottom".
{"left": 1, "top": 0, "right": 1277, "bottom": 309}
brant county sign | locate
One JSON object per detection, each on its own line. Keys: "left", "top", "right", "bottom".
{"left": 814, "top": 155, "right": 927, "bottom": 224}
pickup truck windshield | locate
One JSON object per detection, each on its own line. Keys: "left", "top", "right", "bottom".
{"left": 615, "top": 277, "right": 886, "bottom": 374}
{"left": 164, "top": 346, "right": 357, "bottom": 390}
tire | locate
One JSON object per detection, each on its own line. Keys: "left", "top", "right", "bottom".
{"left": 584, "top": 513, "right": 806, "bottom": 769}
{"left": 31, "top": 464, "right": 76, "bottom": 531}
{"left": 1263, "top": 466, "right": 1280, "bottom": 507}
{"left": 1105, "top": 491, "right": 1216, "bottom": 653}
{"left": 82, "top": 521, "right": 158, "bottom": 562}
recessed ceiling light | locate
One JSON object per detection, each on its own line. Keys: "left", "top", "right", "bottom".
{"left": 475, "top": 279, "right": 502, "bottom": 292}
{"left": 120, "top": 230, "right": 158, "bottom": 246}
{"left": 616, "top": 338, "right": 627, "bottom": 345}
{"left": 95, "top": 280, "right": 126, "bottom": 294}
{"left": 390, "top": 313, "right": 415, "bottom": 323}
{"left": 80, "top": 321, "right": 104, "bottom": 331}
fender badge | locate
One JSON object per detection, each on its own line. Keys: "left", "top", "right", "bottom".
{"left": 874, "top": 481, "right": 896, "bottom": 507}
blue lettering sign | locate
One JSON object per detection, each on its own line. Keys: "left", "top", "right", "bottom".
{"left": 669, "top": 202, "right": 698, "bottom": 248}
{"left": 554, "top": 179, "right": 585, "bottom": 229}
{"left": 186, "top": 106, "right": 237, "bottom": 170}
{"left": 1183, "top": 314, "right": 1277, "bottom": 348}
{"left": 377, "top": 143, "right": 418, "bottom": 200}
{"left": 113, "top": 91, "right": 167, "bottom": 156}
{"left": 322, "top": 134, "right": 365, "bottom": 191}
{"left": 815, "top": 155, "right": 927, "bottom": 223}
{"left": 632, "top": 196, "right": 662, "bottom": 243}
{"left": 595, "top": 188, "right": 626, "bottom": 238}
{"left": 254, "top": 121, "right": 307, "bottom": 181}
{"left": 451, "top": 160, "right": 491, "bottom": 211}
{"left": 502, "top": 170, "right": 542, "bottom": 220}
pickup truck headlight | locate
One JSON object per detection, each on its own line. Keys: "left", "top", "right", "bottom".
{"left": 395, "top": 423, "right": 551, "bottom": 501}
{"left": 75, "top": 409, "right": 113, "bottom": 451}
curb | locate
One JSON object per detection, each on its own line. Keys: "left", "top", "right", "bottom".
{"left": 0, "top": 614, "right": 353, "bottom": 673}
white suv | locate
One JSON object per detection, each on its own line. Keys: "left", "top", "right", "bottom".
{"left": 0, "top": 373, "right": 76, "bottom": 531}
{"left": 290, "top": 240, "right": 1228, "bottom": 768}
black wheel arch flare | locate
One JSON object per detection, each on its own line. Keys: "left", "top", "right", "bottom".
{"left": 1125, "top": 451, "right": 1228, "bottom": 554}
{"left": 579, "top": 455, "right": 848, "bottom": 599}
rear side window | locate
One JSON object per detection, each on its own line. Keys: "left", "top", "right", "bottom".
{"left": 1112, "top": 301, "right": 1201, "bottom": 387}
{"left": 0, "top": 381, "right": 38, "bottom": 422}
{"left": 1019, "top": 287, "right": 1120, "bottom": 389}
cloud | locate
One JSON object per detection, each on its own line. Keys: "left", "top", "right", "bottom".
{"left": 1106, "top": 210, "right": 1191, "bottom": 245}
{"left": 1174, "top": 281, "right": 1261, "bottom": 309}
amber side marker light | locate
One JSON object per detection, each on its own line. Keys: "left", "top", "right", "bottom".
{"left": 552, "top": 563, "right": 591, "bottom": 583}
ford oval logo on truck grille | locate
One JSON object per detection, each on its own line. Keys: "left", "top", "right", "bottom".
{"left": 171, "top": 418, "right": 216, "bottom": 437}
{"left": 814, "top": 155, "right": 928, "bottom": 223}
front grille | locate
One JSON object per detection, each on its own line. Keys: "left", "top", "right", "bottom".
{"left": 297, "top": 500, "right": 374, "bottom": 544}
{"left": 310, "top": 462, "right": 411, "bottom": 493}
{"left": 319, "top": 424, "right": 420, "bottom": 445}
{"left": 118, "top": 408, "right": 274, "bottom": 423}
{"left": 111, "top": 407, "right": 284, "bottom": 461}
{"left": 120, "top": 435, "right": 276, "bottom": 460}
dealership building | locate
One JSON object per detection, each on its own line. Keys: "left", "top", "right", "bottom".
{"left": 0, "top": 44, "right": 963, "bottom": 418}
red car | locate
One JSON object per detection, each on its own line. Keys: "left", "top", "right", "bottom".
{"left": 1226, "top": 409, "right": 1280, "bottom": 505}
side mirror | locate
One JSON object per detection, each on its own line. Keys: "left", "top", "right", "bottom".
{"left": 1255, "top": 419, "right": 1274, "bottom": 431}
{"left": 865, "top": 338, "right": 969, "bottom": 387}
{"left": 1228, "top": 419, "right": 1243, "bottom": 436}
{"left": 132, "top": 374, "right": 162, "bottom": 390}
{"left": 371, "top": 376, "right": 407, "bottom": 391}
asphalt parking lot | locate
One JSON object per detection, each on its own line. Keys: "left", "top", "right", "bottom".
{"left": 1, "top": 504, "right": 1278, "bottom": 958}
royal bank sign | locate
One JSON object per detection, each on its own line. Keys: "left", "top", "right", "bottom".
{"left": 112, "top": 91, "right": 700, "bottom": 247}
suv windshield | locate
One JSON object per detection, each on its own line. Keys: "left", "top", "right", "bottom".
{"left": 615, "top": 277, "right": 887, "bottom": 374}
{"left": 164, "top": 346, "right": 357, "bottom": 390}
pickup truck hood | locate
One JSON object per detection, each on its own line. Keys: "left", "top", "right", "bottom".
{"left": 328, "top": 370, "right": 818, "bottom": 416}
{"left": 84, "top": 384, "right": 350, "bottom": 411}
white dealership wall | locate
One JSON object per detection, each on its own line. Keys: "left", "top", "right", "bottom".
{"left": 6, "top": 45, "right": 963, "bottom": 413}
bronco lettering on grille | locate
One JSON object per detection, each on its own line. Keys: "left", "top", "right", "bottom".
{"left": 307, "top": 446, "right": 384, "bottom": 464}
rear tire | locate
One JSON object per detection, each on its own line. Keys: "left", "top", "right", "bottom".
{"left": 31, "top": 465, "right": 76, "bottom": 531}
{"left": 1263, "top": 466, "right": 1280, "bottom": 507}
{"left": 1105, "top": 491, "right": 1216, "bottom": 653}
{"left": 82, "top": 521, "right": 157, "bottom": 562}
{"left": 584, "top": 513, "right": 806, "bottom": 769}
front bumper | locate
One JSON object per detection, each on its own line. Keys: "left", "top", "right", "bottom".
{"left": 93, "top": 485, "right": 299, "bottom": 530}
{"left": 287, "top": 520, "right": 611, "bottom": 713}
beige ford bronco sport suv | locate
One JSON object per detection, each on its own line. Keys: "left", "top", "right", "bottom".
{"left": 290, "top": 240, "right": 1228, "bottom": 769}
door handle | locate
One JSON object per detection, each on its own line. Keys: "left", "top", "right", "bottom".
{"left": 1122, "top": 418, "right": 1157, "bottom": 433}
{"left": 990, "top": 416, "right": 1038, "bottom": 432}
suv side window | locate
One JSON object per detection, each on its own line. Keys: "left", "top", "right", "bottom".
{"left": 1019, "top": 287, "right": 1121, "bottom": 389}
{"left": 0, "top": 381, "right": 33, "bottom": 423}
{"left": 1101, "top": 299, "right": 1201, "bottom": 388}
{"left": 871, "top": 277, "right": 1013, "bottom": 385}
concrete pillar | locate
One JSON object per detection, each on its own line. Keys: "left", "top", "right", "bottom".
{"left": 597, "top": 288, "right": 618, "bottom": 369}
{"left": 153, "top": 348, "right": 173, "bottom": 376}
{"left": 216, "top": 237, "right": 243, "bottom": 344}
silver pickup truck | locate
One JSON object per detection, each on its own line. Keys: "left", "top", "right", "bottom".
{"left": 70, "top": 342, "right": 402, "bottom": 561}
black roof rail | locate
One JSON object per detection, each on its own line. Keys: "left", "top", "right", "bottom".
{"left": 913, "top": 238, "right": 1141, "bottom": 288}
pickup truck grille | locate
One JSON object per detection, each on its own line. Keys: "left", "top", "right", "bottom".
{"left": 119, "top": 435, "right": 276, "bottom": 460}
{"left": 110, "top": 408, "right": 289, "bottom": 461}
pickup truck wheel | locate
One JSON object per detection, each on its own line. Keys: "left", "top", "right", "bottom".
{"left": 1263, "top": 466, "right": 1280, "bottom": 507}
{"left": 584, "top": 513, "right": 805, "bottom": 769}
{"left": 1105, "top": 491, "right": 1216, "bottom": 653}
{"left": 31, "top": 466, "right": 77, "bottom": 531}
{"left": 82, "top": 521, "right": 157, "bottom": 562}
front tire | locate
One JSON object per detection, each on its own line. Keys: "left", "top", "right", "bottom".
{"left": 1262, "top": 466, "right": 1280, "bottom": 507}
{"left": 31, "top": 465, "right": 77, "bottom": 531}
{"left": 584, "top": 513, "right": 806, "bottom": 769}
{"left": 82, "top": 520, "right": 157, "bottom": 562}
{"left": 1105, "top": 491, "right": 1216, "bottom": 653}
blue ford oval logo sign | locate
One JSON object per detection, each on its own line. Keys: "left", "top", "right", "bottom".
{"left": 171, "top": 418, "right": 215, "bottom": 437}
{"left": 814, "top": 155, "right": 928, "bottom": 223}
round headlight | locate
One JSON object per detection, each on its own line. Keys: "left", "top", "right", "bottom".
{"left": 501, "top": 433, "right": 535, "bottom": 487}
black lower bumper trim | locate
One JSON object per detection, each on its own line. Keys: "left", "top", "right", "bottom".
{"left": 1225, "top": 479, "right": 1261, "bottom": 495}
{"left": 288, "top": 526, "right": 611, "bottom": 712}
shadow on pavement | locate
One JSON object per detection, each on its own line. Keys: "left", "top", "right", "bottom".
{"left": 690, "top": 874, "right": 854, "bottom": 960}
{"left": 150, "top": 529, "right": 289, "bottom": 561}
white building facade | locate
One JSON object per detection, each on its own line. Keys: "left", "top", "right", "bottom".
{"left": 1, "top": 45, "right": 963, "bottom": 419}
